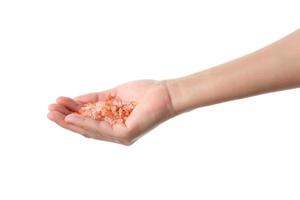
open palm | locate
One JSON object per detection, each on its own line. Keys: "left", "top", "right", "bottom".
{"left": 48, "top": 80, "right": 175, "bottom": 145}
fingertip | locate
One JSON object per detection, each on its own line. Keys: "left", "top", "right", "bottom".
{"left": 48, "top": 103, "right": 56, "bottom": 111}
{"left": 47, "top": 112, "right": 54, "bottom": 121}
{"left": 47, "top": 111, "right": 59, "bottom": 122}
{"left": 56, "top": 96, "right": 67, "bottom": 104}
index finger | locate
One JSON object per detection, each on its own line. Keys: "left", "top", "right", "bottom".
{"left": 56, "top": 96, "right": 82, "bottom": 112}
{"left": 74, "top": 90, "right": 111, "bottom": 104}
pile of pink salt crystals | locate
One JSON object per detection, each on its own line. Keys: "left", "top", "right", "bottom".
{"left": 77, "top": 95, "right": 137, "bottom": 126}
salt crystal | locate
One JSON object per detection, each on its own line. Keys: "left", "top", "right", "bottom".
{"left": 77, "top": 95, "right": 136, "bottom": 126}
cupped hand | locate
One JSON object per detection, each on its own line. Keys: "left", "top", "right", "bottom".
{"left": 47, "top": 80, "right": 175, "bottom": 145}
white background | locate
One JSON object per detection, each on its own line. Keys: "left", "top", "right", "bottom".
{"left": 0, "top": 0, "right": 299, "bottom": 199}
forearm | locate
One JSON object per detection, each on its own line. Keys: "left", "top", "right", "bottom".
{"left": 166, "top": 29, "right": 300, "bottom": 114}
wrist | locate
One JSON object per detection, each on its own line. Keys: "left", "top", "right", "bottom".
{"left": 164, "top": 75, "right": 200, "bottom": 115}
{"left": 164, "top": 69, "right": 219, "bottom": 115}
{"left": 164, "top": 78, "right": 182, "bottom": 115}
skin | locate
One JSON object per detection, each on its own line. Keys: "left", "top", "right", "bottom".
{"left": 48, "top": 29, "right": 300, "bottom": 145}
{"left": 48, "top": 80, "right": 175, "bottom": 145}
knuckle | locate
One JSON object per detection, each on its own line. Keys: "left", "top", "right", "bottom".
{"left": 82, "top": 134, "right": 91, "bottom": 138}
{"left": 118, "top": 135, "right": 135, "bottom": 146}
{"left": 116, "top": 130, "right": 138, "bottom": 146}
{"left": 119, "top": 139, "right": 133, "bottom": 146}
{"left": 118, "top": 132, "right": 130, "bottom": 140}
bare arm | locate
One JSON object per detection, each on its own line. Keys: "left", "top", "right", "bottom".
{"left": 166, "top": 29, "right": 300, "bottom": 114}
{"left": 49, "top": 29, "right": 300, "bottom": 145}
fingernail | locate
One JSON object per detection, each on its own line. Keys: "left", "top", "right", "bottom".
{"left": 65, "top": 114, "right": 79, "bottom": 123}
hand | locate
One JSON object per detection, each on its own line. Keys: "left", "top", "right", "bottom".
{"left": 47, "top": 80, "right": 175, "bottom": 145}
